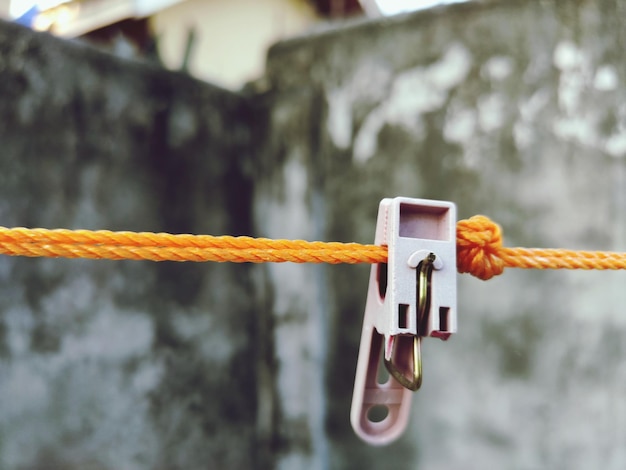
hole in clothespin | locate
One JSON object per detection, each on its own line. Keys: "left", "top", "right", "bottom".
{"left": 399, "top": 203, "right": 451, "bottom": 240}
{"left": 376, "top": 343, "right": 390, "bottom": 385}
{"left": 377, "top": 262, "right": 388, "bottom": 299}
{"left": 432, "top": 306, "right": 452, "bottom": 340}
{"left": 439, "top": 307, "right": 449, "bottom": 332}
{"left": 398, "top": 304, "right": 409, "bottom": 329}
{"left": 367, "top": 405, "right": 389, "bottom": 423}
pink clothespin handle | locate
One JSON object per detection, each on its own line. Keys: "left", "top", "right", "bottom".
{"left": 351, "top": 197, "right": 457, "bottom": 445}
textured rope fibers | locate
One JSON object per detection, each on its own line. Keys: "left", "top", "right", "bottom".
{"left": 456, "top": 215, "right": 626, "bottom": 279}
{"left": 2, "top": 218, "right": 626, "bottom": 280}
{"left": 0, "top": 227, "right": 387, "bottom": 264}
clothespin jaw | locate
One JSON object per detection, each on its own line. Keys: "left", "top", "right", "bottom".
{"left": 351, "top": 197, "right": 457, "bottom": 445}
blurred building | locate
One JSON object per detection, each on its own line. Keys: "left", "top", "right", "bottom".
{"left": 0, "top": 0, "right": 364, "bottom": 88}
{"left": 0, "top": 0, "right": 470, "bottom": 88}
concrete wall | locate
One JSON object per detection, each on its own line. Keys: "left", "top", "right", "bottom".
{"left": 2, "top": 0, "right": 626, "bottom": 468}
{"left": 257, "top": 0, "right": 626, "bottom": 468}
{"left": 0, "top": 19, "right": 260, "bottom": 469}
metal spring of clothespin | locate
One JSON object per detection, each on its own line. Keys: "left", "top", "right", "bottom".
{"left": 351, "top": 197, "right": 457, "bottom": 446}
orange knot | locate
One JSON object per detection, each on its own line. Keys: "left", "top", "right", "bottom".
{"left": 456, "top": 215, "right": 505, "bottom": 280}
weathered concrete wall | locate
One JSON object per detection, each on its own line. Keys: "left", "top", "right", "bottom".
{"left": 0, "top": 20, "right": 260, "bottom": 469}
{"left": 257, "top": 0, "right": 626, "bottom": 468}
{"left": 3, "top": 0, "right": 626, "bottom": 469}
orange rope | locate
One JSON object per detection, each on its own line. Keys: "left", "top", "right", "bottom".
{"left": 456, "top": 215, "right": 626, "bottom": 279}
{"left": 0, "top": 216, "right": 625, "bottom": 280}
{"left": 0, "top": 227, "right": 387, "bottom": 264}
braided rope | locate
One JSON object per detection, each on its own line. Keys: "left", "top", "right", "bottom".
{"left": 456, "top": 215, "right": 626, "bottom": 279}
{"left": 0, "top": 227, "right": 387, "bottom": 264}
{"left": 1, "top": 217, "right": 626, "bottom": 280}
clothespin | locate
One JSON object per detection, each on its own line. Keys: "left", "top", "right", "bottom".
{"left": 351, "top": 197, "right": 457, "bottom": 445}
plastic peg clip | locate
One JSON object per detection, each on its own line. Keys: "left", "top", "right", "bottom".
{"left": 351, "top": 197, "right": 457, "bottom": 445}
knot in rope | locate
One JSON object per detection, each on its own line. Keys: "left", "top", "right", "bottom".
{"left": 456, "top": 215, "right": 504, "bottom": 280}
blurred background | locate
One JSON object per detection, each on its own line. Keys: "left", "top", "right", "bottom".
{"left": 0, "top": 0, "right": 467, "bottom": 87}
{"left": 1, "top": 0, "right": 626, "bottom": 469}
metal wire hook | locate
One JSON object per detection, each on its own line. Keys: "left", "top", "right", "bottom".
{"left": 383, "top": 252, "right": 436, "bottom": 391}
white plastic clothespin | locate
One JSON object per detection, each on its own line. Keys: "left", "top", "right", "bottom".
{"left": 351, "top": 197, "right": 457, "bottom": 445}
